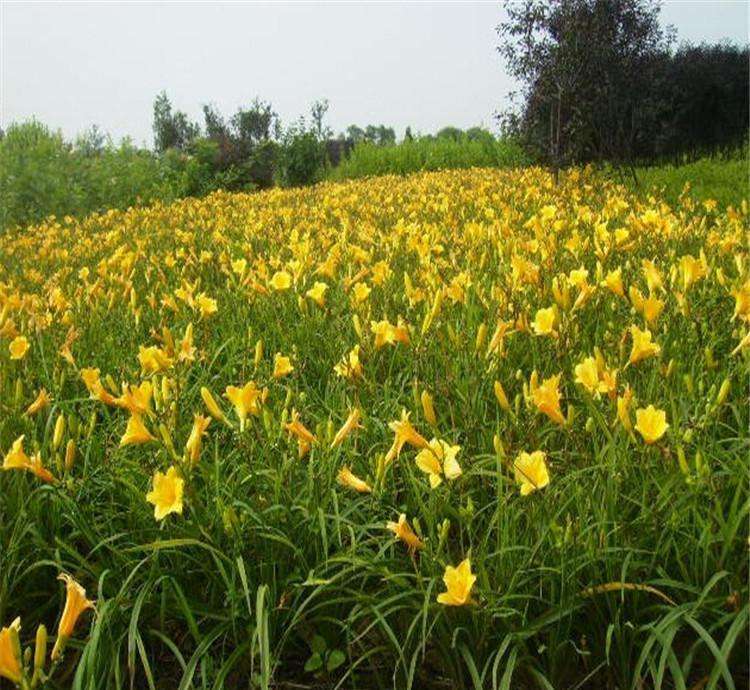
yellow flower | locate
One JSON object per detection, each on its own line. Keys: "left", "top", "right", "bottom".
{"left": 273, "top": 353, "right": 294, "bottom": 379}
{"left": 51, "top": 574, "right": 95, "bottom": 660}
{"left": 642, "top": 259, "right": 663, "bottom": 293}
{"left": 195, "top": 292, "right": 217, "bottom": 317}
{"left": 9, "top": 335, "right": 29, "bottom": 360}
{"left": 284, "top": 409, "right": 317, "bottom": 458}
{"left": 574, "top": 357, "right": 600, "bottom": 395}
{"left": 0, "top": 436, "right": 53, "bottom": 483}
{"left": 351, "top": 281, "right": 371, "bottom": 304}
{"left": 225, "top": 381, "right": 263, "bottom": 427}
{"left": 679, "top": 254, "right": 706, "bottom": 291}
{"left": 437, "top": 558, "right": 476, "bottom": 606}
{"left": 119, "top": 413, "right": 156, "bottom": 446}
{"left": 385, "top": 409, "right": 430, "bottom": 463}
{"left": 185, "top": 414, "right": 210, "bottom": 465}
{"left": 330, "top": 408, "right": 363, "bottom": 448}
{"left": 138, "top": 345, "right": 173, "bottom": 375}
{"left": 305, "top": 281, "right": 328, "bottom": 307}
{"left": 531, "top": 306, "right": 557, "bottom": 336}
{"left": 334, "top": 345, "right": 363, "bottom": 380}
{"left": 116, "top": 381, "right": 153, "bottom": 415}
{"left": 146, "top": 466, "right": 184, "bottom": 520}
{"left": 514, "top": 450, "right": 550, "bottom": 496}
{"left": 26, "top": 388, "right": 51, "bottom": 415}
{"left": 415, "top": 438, "right": 462, "bottom": 488}
{"left": 640, "top": 295, "right": 664, "bottom": 326}
{"left": 634, "top": 405, "right": 669, "bottom": 444}
{"left": 574, "top": 355, "right": 616, "bottom": 397}
{"left": 601, "top": 268, "right": 624, "bottom": 297}
{"left": 371, "top": 318, "right": 410, "bottom": 349}
{"left": 269, "top": 270, "right": 292, "bottom": 291}
{"left": 629, "top": 325, "right": 661, "bottom": 365}
{"left": 530, "top": 372, "right": 565, "bottom": 425}
{"left": 80, "top": 367, "right": 118, "bottom": 405}
{"left": 337, "top": 465, "right": 371, "bottom": 493}
{"left": 616, "top": 385, "right": 634, "bottom": 431}
{"left": 386, "top": 514, "right": 424, "bottom": 552}
{"left": 0, "top": 618, "right": 22, "bottom": 684}
{"left": 178, "top": 323, "right": 196, "bottom": 362}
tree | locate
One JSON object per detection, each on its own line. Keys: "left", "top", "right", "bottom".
{"left": 310, "top": 99, "right": 331, "bottom": 141}
{"left": 152, "top": 92, "right": 199, "bottom": 153}
{"left": 497, "top": 0, "right": 673, "bottom": 171}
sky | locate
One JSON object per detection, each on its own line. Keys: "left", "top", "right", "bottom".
{"left": 1, "top": 1, "right": 747, "bottom": 147}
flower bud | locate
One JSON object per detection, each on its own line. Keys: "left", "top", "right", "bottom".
{"left": 64, "top": 439, "right": 76, "bottom": 472}
{"left": 34, "top": 624, "right": 47, "bottom": 672}
{"left": 53, "top": 414, "right": 66, "bottom": 450}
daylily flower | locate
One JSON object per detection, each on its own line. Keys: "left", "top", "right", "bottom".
{"left": 284, "top": 409, "right": 317, "bottom": 458}
{"left": 305, "top": 281, "right": 328, "bottom": 307}
{"left": 337, "top": 465, "right": 371, "bottom": 493}
{"left": 185, "top": 414, "right": 210, "bottom": 465}
{"left": 119, "top": 414, "right": 156, "bottom": 446}
{"left": 628, "top": 325, "right": 661, "bottom": 365}
{"left": 385, "top": 410, "right": 430, "bottom": 463}
{"left": 334, "top": 345, "right": 363, "bottom": 380}
{"left": 269, "top": 270, "right": 292, "bottom": 291}
{"left": 26, "top": 388, "right": 51, "bottom": 415}
{"left": 9, "top": 335, "right": 29, "bottom": 360}
{"left": 634, "top": 405, "right": 669, "bottom": 444}
{"left": 0, "top": 618, "right": 22, "bottom": 684}
{"left": 415, "top": 438, "right": 462, "bottom": 488}
{"left": 530, "top": 372, "right": 565, "bottom": 425}
{"left": 146, "top": 466, "right": 184, "bottom": 520}
{"left": 386, "top": 514, "right": 424, "bottom": 552}
{"left": 330, "top": 408, "right": 363, "bottom": 448}
{"left": 532, "top": 306, "right": 557, "bottom": 336}
{"left": 138, "top": 345, "right": 173, "bottom": 375}
{"left": 51, "top": 574, "right": 95, "bottom": 660}
{"left": 225, "top": 381, "right": 263, "bottom": 428}
{"left": 81, "top": 367, "right": 118, "bottom": 405}
{"left": 273, "top": 353, "right": 294, "bottom": 379}
{"left": 514, "top": 450, "right": 550, "bottom": 495}
{"left": 437, "top": 558, "right": 476, "bottom": 606}
{"left": 116, "top": 380, "right": 153, "bottom": 415}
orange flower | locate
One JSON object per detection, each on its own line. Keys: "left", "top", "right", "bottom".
{"left": 51, "top": 574, "right": 95, "bottom": 660}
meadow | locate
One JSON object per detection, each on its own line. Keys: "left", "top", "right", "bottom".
{"left": 0, "top": 165, "right": 748, "bottom": 689}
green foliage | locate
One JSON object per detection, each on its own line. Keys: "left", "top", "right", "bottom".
{"left": 0, "top": 121, "right": 181, "bottom": 232}
{"left": 328, "top": 135, "right": 529, "bottom": 180}
{"left": 628, "top": 151, "right": 749, "bottom": 209}
{"left": 279, "top": 128, "right": 328, "bottom": 187}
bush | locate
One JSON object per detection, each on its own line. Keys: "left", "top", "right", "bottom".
{"left": 0, "top": 121, "right": 182, "bottom": 231}
{"left": 279, "top": 130, "right": 328, "bottom": 187}
{"left": 328, "top": 135, "right": 529, "bottom": 180}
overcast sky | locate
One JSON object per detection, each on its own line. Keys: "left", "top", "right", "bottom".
{"left": 1, "top": 1, "right": 747, "bottom": 147}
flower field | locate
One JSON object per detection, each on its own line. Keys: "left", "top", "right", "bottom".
{"left": 0, "top": 166, "right": 748, "bottom": 688}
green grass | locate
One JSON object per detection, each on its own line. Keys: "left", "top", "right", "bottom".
{"left": 630, "top": 153, "right": 749, "bottom": 209}
{"left": 328, "top": 137, "right": 530, "bottom": 180}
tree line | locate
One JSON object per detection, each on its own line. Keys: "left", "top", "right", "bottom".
{"left": 497, "top": 0, "right": 748, "bottom": 173}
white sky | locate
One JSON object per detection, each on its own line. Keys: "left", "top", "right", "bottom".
{"left": 1, "top": 1, "right": 747, "bottom": 147}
